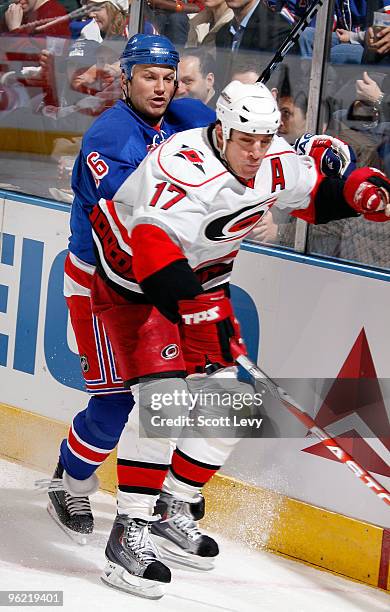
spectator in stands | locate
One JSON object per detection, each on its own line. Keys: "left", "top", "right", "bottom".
{"left": 309, "top": 34, "right": 390, "bottom": 269}
{"left": 356, "top": 71, "right": 389, "bottom": 119}
{"left": 298, "top": 0, "right": 367, "bottom": 64}
{"left": 306, "top": 204, "right": 390, "bottom": 269}
{"left": 60, "top": 0, "right": 128, "bottom": 104}
{"left": 66, "top": 39, "right": 121, "bottom": 104}
{"left": 364, "top": 25, "right": 390, "bottom": 62}
{"left": 216, "top": 0, "right": 293, "bottom": 51}
{"left": 330, "top": 70, "right": 390, "bottom": 174}
{"left": 230, "top": 60, "right": 259, "bottom": 83}
{"left": 228, "top": 62, "right": 310, "bottom": 144}
{"left": 0, "top": 0, "right": 74, "bottom": 110}
{"left": 264, "top": 0, "right": 305, "bottom": 25}
{"left": 363, "top": 0, "right": 390, "bottom": 65}
{"left": 215, "top": 0, "right": 293, "bottom": 88}
{"left": 68, "top": 5, "right": 102, "bottom": 42}
{"left": 35, "top": 0, "right": 128, "bottom": 202}
{"left": 145, "top": 0, "right": 200, "bottom": 45}
{"left": 175, "top": 48, "right": 217, "bottom": 106}
{"left": 278, "top": 90, "right": 307, "bottom": 144}
{"left": 332, "top": 26, "right": 365, "bottom": 60}
{"left": 1, "top": 0, "right": 70, "bottom": 37}
{"left": 186, "top": 0, "right": 233, "bottom": 50}
{"left": 268, "top": 66, "right": 309, "bottom": 144}
{"left": 87, "top": 0, "right": 128, "bottom": 39}
{"left": 365, "top": 25, "right": 390, "bottom": 60}
{"left": 39, "top": 0, "right": 128, "bottom": 116}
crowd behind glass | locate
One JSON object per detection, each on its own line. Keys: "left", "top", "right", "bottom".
{"left": 0, "top": 0, "right": 389, "bottom": 269}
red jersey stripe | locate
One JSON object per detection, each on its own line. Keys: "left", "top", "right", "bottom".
{"left": 106, "top": 200, "right": 133, "bottom": 249}
{"left": 171, "top": 451, "right": 219, "bottom": 485}
{"left": 131, "top": 224, "right": 186, "bottom": 283}
{"left": 65, "top": 255, "right": 93, "bottom": 289}
{"left": 117, "top": 464, "right": 168, "bottom": 489}
{"left": 291, "top": 171, "right": 324, "bottom": 224}
{"left": 68, "top": 428, "right": 110, "bottom": 464}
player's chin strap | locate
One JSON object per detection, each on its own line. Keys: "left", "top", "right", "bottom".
{"left": 211, "top": 124, "right": 228, "bottom": 159}
{"left": 122, "top": 79, "right": 133, "bottom": 111}
{"left": 211, "top": 127, "right": 244, "bottom": 181}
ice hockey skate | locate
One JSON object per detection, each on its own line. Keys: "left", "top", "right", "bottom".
{"left": 101, "top": 514, "right": 171, "bottom": 599}
{"left": 151, "top": 491, "right": 219, "bottom": 571}
{"left": 35, "top": 461, "right": 95, "bottom": 546}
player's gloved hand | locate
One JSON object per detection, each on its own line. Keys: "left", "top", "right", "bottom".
{"left": 178, "top": 290, "right": 246, "bottom": 375}
{"left": 343, "top": 167, "right": 390, "bottom": 222}
{"left": 294, "top": 133, "right": 356, "bottom": 178}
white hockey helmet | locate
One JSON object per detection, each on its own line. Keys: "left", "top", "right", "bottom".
{"left": 216, "top": 80, "right": 281, "bottom": 150}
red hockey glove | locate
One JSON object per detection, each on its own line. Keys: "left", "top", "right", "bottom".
{"left": 178, "top": 290, "right": 246, "bottom": 375}
{"left": 294, "top": 133, "right": 356, "bottom": 178}
{"left": 343, "top": 167, "right": 390, "bottom": 222}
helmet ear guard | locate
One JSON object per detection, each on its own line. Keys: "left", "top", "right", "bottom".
{"left": 216, "top": 80, "right": 281, "bottom": 154}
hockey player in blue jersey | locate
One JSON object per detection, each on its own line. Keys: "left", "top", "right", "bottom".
{"left": 38, "top": 34, "right": 215, "bottom": 544}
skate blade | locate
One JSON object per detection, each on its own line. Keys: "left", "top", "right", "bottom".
{"left": 153, "top": 536, "right": 215, "bottom": 571}
{"left": 47, "top": 502, "right": 89, "bottom": 546}
{"left": 101, "top": 560, "right": 165, "bottom": 600}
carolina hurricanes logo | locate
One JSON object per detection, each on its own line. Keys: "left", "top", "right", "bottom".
{"left": 174, "top": 145, "right": 205, "bottom": 174}
{"left": 80, "top": 355, "right": 90, "bottom": 373}
{"left": 204, "top": 199, "right": 276, "bottom": 242}
{"left": 161, "top": 344, "right": 180, "bottom": 360}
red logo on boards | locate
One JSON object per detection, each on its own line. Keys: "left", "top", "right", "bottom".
{"left": 303, "top": 328, "right": 390, "bottom": 477}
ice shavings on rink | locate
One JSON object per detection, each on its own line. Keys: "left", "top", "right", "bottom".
{"left": 0, "top": 458, "right": 389, "bottom": 612}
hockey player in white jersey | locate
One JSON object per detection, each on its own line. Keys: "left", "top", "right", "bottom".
{"left": 89, "top": 80, "right": 390, "bottom": 599}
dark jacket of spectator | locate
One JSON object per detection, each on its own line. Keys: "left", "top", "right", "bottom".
{"left": 267, "top": 0, "right": 369, "bottom": 30}
{"left": 215, "top": 1, "right": 292, "bottom": 53}
{"left": 215, "top": 1, "right": 293, "bottom": 87}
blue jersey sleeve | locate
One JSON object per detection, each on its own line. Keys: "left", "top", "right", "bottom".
{"left": 69, "top": 103, "right": 144, "bottom": 264}
{"left": 166, "top": 98, "right": 216, "bottom": 131}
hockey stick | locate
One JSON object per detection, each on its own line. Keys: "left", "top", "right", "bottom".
{"left": 34, "top": 5, "right": 94, "bottom": 32}
{"left": 258, "top": 0, "right": 325, "bottom": 85}
{"left": 7, "top": 4, "right": 93, "bottom": 33}
{"left": 230, "top": 340, "right": 390, "bottom": 507}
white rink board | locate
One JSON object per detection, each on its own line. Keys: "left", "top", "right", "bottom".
{"left": 226, "top": 248, "right": 390, "bottom": 528}
{"left": 0, "top": 196, "right": 85, "bottom": 422}
{"left": 0, "top": 194, "right": 389, "bottom": 528}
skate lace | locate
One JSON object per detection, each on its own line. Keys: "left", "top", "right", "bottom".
{"left": 35, "top": 477, "right": 63, "bottom": 493}
{"left": 35, "top": 477, "right": 91, "bottom": 516}
{"left": 64, "top": 492, "right": 92, "bottom": 516}
{"left": 163, "top": 499, "right": 202, "bottom": 541}
{"left": 125, "top": 520, "right": 160, "bottom": 563}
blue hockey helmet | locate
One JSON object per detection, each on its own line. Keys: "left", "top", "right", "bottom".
{"left": 120, "top": 34, "right": 179, "bottom": 80}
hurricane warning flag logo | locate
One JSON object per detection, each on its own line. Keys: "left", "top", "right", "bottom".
{"left": 175, "top": 145, "right": 205, "bottom": 173}
{"left": 303, "top": 328, "right": 390, "bottom": 478}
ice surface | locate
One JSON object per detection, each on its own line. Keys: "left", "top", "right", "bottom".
{"left": 0, "top": 458, "right": 388, "bottom": 612}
